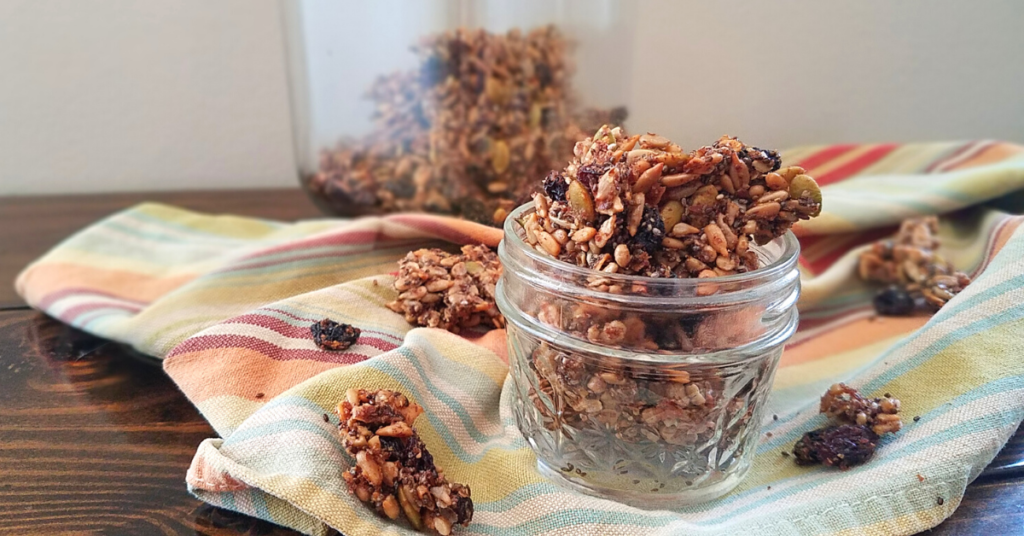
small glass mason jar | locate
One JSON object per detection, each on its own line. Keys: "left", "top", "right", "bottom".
{"left": 496, "top": 204, "right": 800, "bottom": 506}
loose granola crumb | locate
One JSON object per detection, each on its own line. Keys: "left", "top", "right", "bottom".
{"left": 255, "top": 393, "right": 265, "bottom": 399}
{"left": 820, "top": 383, "right": 902, "bottom": 435}
{"left": 323, "top": 413, "right": 331, "bottom": 423}
{"left": 387, "top": 245, "right": 504, "bottom": 333}
{"left": 917, "top": 473, "right": 925, "bottom": 482}
{"left": 793, "top": 424, "right": 879, "bottom": 470}
{"left": 312, "top": 319, "right": 362, "bottom": 351}
{"left": 859, "top": 216, "right": 972, "bottom": 313}
{"left": 339, "top": 389, "right": 472, "bottom": 534}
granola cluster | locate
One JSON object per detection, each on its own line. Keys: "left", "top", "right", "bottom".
{"left": 794, "top": 383, "right": 902, "bottom": 470}
{"left": 524, "top": 126, "right": 822, "bottom": 277}
{"left": 339, "top": 389, "right": 473, "bottom": 535}
{"left": 387, "top": 245, "right": 504, "bottom": 333}
{"left": 308, "top": 26, "right": 627, "bottom": 225}
{"left": 859, "top": 216, "right": 972, "bottom": 312}
{"left": 820, "top": 382, "right": 902, "bottom": 435}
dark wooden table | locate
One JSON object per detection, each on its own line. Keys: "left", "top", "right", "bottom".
{"left": 1, "top": 190, "right": 1021, "bottom": 535}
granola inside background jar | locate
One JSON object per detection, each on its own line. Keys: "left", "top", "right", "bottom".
{"left": 497, "top": 204, "right": 800, "bottom": 506}
{"left": 283, "top": 1, "right": 634, "bottom": 225}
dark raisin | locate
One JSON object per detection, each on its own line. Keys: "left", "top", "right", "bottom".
{"left": 383, "top": 176, "right": 416, "bottom": 199}
{"left": 937, "top": 497, "right": 944, "bottom": 506}
{"left": 535, "top": 62, "right": 553, "bottom": 87}
{"left": 793, "top": 424, "right": 879, "bottom": 470}
{"left": 311, "top": 319, "right": 361, "bottom": 351}
{"left": 575, "top": 163, "right": 610, "bottom": 191}
{"left": 541, "top": 171, "right": 569, "bottom": 202}
{"left": 873, "top": 286, "right": 915, "bottom": 316}
{"left": 457, "top": 197, "right": 492, "bottom": 225}
{"left": 419, "top": 55, "right": 448, "bottom": 87}
{"left": 451, "top": 486, "right": 474, "bottom": 524}
{"left": 631, "top": 205, "right": 665, "bottom": 254}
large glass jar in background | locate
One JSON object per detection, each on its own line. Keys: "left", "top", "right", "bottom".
{"left": 282, "top": 0, "right": 634, "bottom": 224}
{"left": 496, "top": 204, "right": 801, "bottom": 506}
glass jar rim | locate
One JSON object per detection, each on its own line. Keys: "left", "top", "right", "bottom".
{"left": 500, "top": 203, "right": 801, "bottom": 306}
{"left": 496, "top": 278, "right": 799, "bottom": 364}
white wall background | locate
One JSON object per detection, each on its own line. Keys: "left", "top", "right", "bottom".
{"left": 0, "top": 0, "right": 296, "bottom": 195}
{"left": 1, "top": 0, "right": 1023, "bottom": 195}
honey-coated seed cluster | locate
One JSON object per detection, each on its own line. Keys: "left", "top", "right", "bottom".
{"left": 339, "top": 389, "right": 472, "bottom": 535}
{"left": 524, "top": 125, "right": 822, "bottom": 277}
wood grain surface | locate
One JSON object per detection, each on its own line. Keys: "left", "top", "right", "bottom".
{"left": 0, "top": 190, "right": 1020, "bottom": 535}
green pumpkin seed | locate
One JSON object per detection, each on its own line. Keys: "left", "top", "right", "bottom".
{"left": 789, "top": 174, "right": 822, "bottom": 216}
{"left": 566, "top": 180, "right": 596, "bottom": 223}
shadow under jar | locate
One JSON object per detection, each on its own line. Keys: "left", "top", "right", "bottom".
{"left": 496, "top": 204, "right": 801, "bottom": 506}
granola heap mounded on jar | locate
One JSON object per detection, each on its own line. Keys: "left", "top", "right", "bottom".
{"left": 307, "top": 27, "right": 627, "bottom": 225}
{"left": 339, "top": 389, "right": 473, "bottom": 535}
{"left": 858, "top": 216, "right": 972, "bottom": 312}
{"left": 387, "top": 245, "right": 504, "bottom": 333}
{"left": 522, "top": 125, "right": 822, "bottom": 277}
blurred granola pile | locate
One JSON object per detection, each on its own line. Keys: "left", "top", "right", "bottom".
{"left": 858, "top": 216, "right": 972, "bottom": 315}
{"left": 308, "top": 26, "right": 627, "bottom": 225}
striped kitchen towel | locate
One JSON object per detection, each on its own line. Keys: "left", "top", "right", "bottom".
{"left": 14, "top": 140, "right": 1024, "bottom": 535}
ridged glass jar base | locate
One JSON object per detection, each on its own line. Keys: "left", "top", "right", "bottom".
{"left": 507, "top": 322, "right": 784, "bottom": 507}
